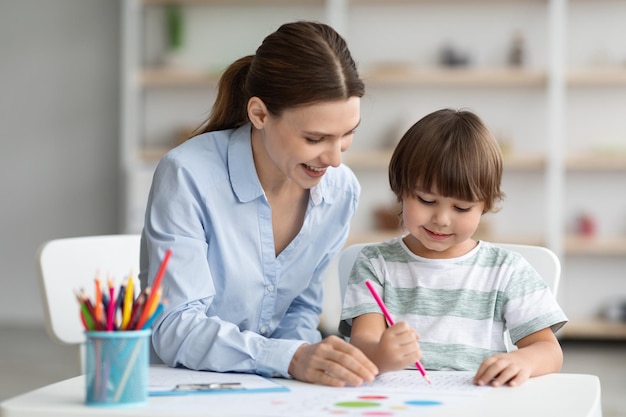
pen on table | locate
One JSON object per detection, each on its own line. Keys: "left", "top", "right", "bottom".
{"left": 364, "top": 280, "right": 431, "bottom": 385}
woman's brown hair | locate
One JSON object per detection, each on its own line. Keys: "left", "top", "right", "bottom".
{"left": 194, "top": 21, "right": 364, "bottom": 134}
{"left": 389, "top": 108, "right": 504, "bottom": 213}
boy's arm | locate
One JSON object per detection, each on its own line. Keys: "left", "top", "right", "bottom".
{"left": 473, "top": 328, "right": 563, "bottom": 387}
{"left": 350, "top": 313, "right": 422, "bottom": 374}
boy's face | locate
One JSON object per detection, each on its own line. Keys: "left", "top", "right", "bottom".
{"left": 402, "top": 186, "right": 485, "bottom": 258}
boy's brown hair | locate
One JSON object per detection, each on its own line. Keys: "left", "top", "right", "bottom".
{"left": 389, "top": 108, "right": 504, "bottom": 213}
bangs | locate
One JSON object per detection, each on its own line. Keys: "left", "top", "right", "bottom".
{"left": 389, "top": 109, "right": 504, "bottom": 212}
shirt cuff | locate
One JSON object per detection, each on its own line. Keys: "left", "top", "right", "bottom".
{"left": 256, "top": 338, "right": 308, "bottom": 378}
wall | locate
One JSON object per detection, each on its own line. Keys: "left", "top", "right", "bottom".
{"left": 0, "top": 0, "right": 121, "bottom": 325}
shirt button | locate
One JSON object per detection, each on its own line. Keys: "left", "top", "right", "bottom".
{"left": 260, "top": 326, "right": 267, "bottom": 334}
{"left": 267, "top": 284, "right": 275, "bottom": 292}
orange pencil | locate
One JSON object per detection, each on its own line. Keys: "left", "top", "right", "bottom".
{"left": 136, "top": 287, "right": 162, "bottom": 330}
{"left": 135, "top": 249, "right": 171, "bottom": 330}
{"left": 94, "top": 277, "right": 103, "bottom": 326}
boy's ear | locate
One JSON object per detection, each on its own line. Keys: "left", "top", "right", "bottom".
{"left": 248, "top": 97, "right": 269, "bottom": 129}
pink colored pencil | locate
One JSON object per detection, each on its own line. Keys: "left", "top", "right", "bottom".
{"left": 107, "top": 279, "right": 115, "bottom": 331}
{"left": 365, "top": 280, "right": 431, "bottom": 385}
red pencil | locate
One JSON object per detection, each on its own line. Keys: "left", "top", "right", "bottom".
{"left": 128, "top": 288, "right": 149, "bottom": 331}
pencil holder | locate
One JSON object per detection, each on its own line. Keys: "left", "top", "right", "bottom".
{"left": 85, "top": 329, "right": 151, "bottom": 407}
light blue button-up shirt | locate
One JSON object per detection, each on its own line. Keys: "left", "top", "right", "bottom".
{"left": 139, "top": 124, "right": 360, "bottom": 377}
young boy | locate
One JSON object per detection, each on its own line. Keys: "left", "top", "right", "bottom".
{"left": 340, "top": 108, "right": 567, "bottom": 387}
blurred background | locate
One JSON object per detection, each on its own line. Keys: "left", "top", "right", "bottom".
{"left": 1, "top": 0, "right": 625, "bottom": 415}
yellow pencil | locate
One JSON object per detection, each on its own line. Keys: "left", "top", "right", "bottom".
{"left": 121, "top": 273, "right": 134, "bottom": 329}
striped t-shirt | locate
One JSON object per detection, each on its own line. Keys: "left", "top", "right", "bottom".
{"left": 339, "top": 238, "right": 567, "bottom": 371}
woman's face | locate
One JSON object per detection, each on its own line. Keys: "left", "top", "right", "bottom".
{"left": 251, "top": 97, "right": 360, "bottom": 190}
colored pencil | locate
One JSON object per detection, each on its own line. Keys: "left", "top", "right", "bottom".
{"left": 121, "top": 274, "right": 134, "bottom": 330}
{"left": 129, "top": 288, "right": 149, "bottom": 331}
{"left": 135, "top": 249, "right": 171, "bottom": 330}
{"left": 75, "top": 249, "right": 172, "bottom": 332}
{"left": 75, "top": 290, "right": 95, "bottom": 330}
{"left": 107, "top": 279, "right": 115, "bottom": 331}
{"left": 94, "top": 277, "right": 103, "bottom": 325}
{"left": 365, "top": 280, "right": 431, "bottom": 385}
{"left": 141, "top": 303, "right": 164, "bottom": 330}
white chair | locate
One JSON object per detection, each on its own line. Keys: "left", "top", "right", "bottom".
{"left": 338, "top": 241, "right": 561, "bottom": 351}
{"left": 36, "top": 234, "right": 141, "bottom": 371}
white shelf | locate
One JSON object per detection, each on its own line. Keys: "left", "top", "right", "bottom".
{"left": 140, "top": 66, "right": 551, "bottom": 88}
{"left": 564, "top": 235, "right": 626, "bottom": 256}
{"left": 141, "top": 68, "right": 219, "bottom": 87}
{"left": 363, "top": 67, "right": 548, "bottom": 87}
{"left": 566, "top": 154, "right": 626, "bottom": 172}
{"left": 568, "top": 68, "right": 626, "bottom": 87}
{"left": 559, "top": 319, "right": 626, "bottom": 340}
{"left": 143, "top": 0, "right": 323, "bottom": 5}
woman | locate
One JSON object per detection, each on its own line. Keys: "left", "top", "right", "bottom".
{"left": 139, "top": 21, "right": 378, "bottom": 387}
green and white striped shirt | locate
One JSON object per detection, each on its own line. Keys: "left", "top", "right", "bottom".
{"left": 340, "top": 238, "right": 567, "bottom": 371}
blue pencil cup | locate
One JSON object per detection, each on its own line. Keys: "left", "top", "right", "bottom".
{"left": 85, "top": 329, "right": 151, "bottom": 407}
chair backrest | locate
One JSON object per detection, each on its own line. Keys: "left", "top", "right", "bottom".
{"left": 37, "top": 234, "right": 141, "bottom": 346}
{"left": 493, "top": 243, "right": 560, "bottom": 296}
{"left": 338, "top": 243, "right": 370, "bottom": 305}
{"left": 337, "top": 241, "right": 561, "bottom": 350}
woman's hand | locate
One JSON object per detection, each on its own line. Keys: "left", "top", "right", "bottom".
{"left": 288, "top": 335, "right": 378, "bottom": 387}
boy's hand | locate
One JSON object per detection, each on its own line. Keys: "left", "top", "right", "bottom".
{"left": 474, "top": 328, "right": 563, "bottom": 387}
{"left": 288, "top": 335, "right": 378, "bottom": 387}
{"left": 374, "top": 322, "right": 421, "bottom": 373}
{"left": 473, "top": 352, "right": 531, "bottom": 387}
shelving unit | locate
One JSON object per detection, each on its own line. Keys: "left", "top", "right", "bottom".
{"left": 121, "top": 0, "right": 626, "bottom": 339}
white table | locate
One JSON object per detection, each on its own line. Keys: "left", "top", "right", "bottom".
{"left": 0, "top": 370, "right": 602, "bottom": 417}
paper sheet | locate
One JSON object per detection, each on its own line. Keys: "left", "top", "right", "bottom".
{"left": 146, "top": 369, "right": 491, "bottom": 416}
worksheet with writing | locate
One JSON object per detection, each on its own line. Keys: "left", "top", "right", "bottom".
{"left": 360, "top": 370, "right": 491, "bottom": 394}
{"left": 147, "top": 370, "right": 492, "bottom": 416}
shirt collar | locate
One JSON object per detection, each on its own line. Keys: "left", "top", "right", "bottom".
{"left": 229, "top": 124, "right": 264, "bottom": 203}
{"left": 228, "top": 124, "right": 332, "bottom": 206}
